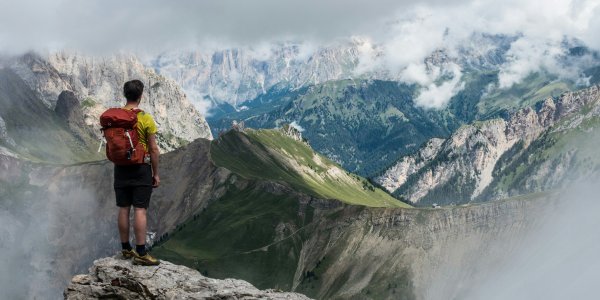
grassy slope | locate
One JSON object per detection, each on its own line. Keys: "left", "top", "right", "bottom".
{"left": 154, "top": 128, "right": 414, "bottom": 297}
{"left": 153, "top": 181, "right": 312, "bottom": 290}
{"left": 476, "top": 72, "right": 573, "bottom": 118}
{"left": 152, "top": 175, "right": 546, "bottom": 299}
{"left": 211, "top": 129, "right": 409, "bottom": 208}
{"left": 152, "top": 179, "right": 416, "bottom": 299}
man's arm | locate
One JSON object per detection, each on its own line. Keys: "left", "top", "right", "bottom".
{"left": 148, "top": 134, "right": 160, "bottom": 187}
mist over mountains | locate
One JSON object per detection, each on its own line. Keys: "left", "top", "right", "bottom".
{"left": 150, "top": 34, "right": 599, "bottom": 114}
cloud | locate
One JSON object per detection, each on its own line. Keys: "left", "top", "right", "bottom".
{"left": 1, "top": 0, "right": 599, "bottom": 106}
{"left": 0, "top": 0, "right": 407, "bottom": 54}
{"left": 497, "top": 37, "right": 597, "bottom": 89}
{"left": 411, "top": 63, "right": 466, "bottom": 109}
{"left": 289, "top": 121, "right": 305, "bottom": 132}
{"left": 0, "top": 0, "right": 597, "bottom": 54}
{"left": 460, "top": 182, "right": 600, "bottom": 300}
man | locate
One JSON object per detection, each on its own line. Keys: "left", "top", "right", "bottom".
{"left": 114, "top": 79, "right": 161, "bottom": 266}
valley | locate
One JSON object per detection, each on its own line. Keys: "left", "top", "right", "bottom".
{"left": 0, "top": 127, "right": 557, "bottom": 299}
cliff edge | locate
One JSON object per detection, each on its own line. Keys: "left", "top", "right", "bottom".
{"left": 64, "top": 256, "right": 311, "bottom": 300}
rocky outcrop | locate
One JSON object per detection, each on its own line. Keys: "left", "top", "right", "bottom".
{"left": 375, "top": 138, "right": 445, "bottom": 193}
{"left": 0, "top": 116, "right": 15, "bottom": 147}
{"left": 55, "top": 91, "right": 96, "bottom": 143}
{"left": 10, "top": 52, "right": 212, "bottom": 151}
{"left": 65, "top": 256, "right": 311, "bottom": 300}
{"left": 375, "top": 85, "right": 600, "bottom": 205}
{"left": 55, "top": 91, "right": 84, "bottom": 124}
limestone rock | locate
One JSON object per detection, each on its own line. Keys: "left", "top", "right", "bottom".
{"left": 10, "top": 52, "right": 212, "bottom": 151}
{"left": 64, "top": 256, "right": 311, "bottom": 300}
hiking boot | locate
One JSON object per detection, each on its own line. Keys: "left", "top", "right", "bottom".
{"left": 133, "top": 253, "right": 161, "bottom": 266}
{"left": 121, "top": 249, "right": 139, "bottom": 259}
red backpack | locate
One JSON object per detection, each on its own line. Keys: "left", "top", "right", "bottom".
{"left": 100, "top": 108, "right": 146, "bottom": 165}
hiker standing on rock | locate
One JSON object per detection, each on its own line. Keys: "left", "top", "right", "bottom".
{"left": 100, "top": 79, "right": 161, "bottom": 266}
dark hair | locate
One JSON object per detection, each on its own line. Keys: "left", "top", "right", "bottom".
{"left": 123, "top": 80, "right": 144, "bottom": 102}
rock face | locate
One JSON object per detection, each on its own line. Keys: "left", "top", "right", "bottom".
{"left": 65, "top": 256, "right": 311, "bottom": 300}
{"left": 55, "top": 91, "right": 84, "bottom": 123}
{"left": 376, "top": 138, "right": 445, "bottom": 193}
{"left": 10, "top": 52, "right": 212, "bottom": 151}
{"left": 55, "top": 90, "right": 96, "bottom": 143}
{"left": 290, "top": 196, "right": 554, "bottom": 300}
{"left": 375, "top": 85, "right": 600, "bottom": 205}
{"left": 150, "top": 42, "right": 366, "bottom": 108}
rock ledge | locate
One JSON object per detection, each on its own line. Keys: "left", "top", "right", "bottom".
{"left": 64, "top": 256, "right": 311, "bottom": 299}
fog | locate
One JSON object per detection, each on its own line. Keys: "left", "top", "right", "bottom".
{"left": 0, "top": 161, "right": 116, "bottom": 299}
{"left": 457, "top": 183, "right": 600, "bottom": 300}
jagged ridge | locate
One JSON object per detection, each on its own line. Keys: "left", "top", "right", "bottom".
{"left": 375, "top": 85, "right": 600, "bottom": 205}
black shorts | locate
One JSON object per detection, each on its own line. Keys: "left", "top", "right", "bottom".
{"left": 115, "top": 186, "right": 153, "bottom": 208}
{"left": 114, "top": 164, "right": 153, "bottom": 208}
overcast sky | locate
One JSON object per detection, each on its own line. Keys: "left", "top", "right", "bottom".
{"left": 1, "top": 0, "right": 599, "bottom": 108}
{"left": 0, "top": 0, "right": 598, "bottom": 54}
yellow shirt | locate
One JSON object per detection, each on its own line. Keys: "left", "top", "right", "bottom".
{"left": 124, "top": 108, "right": 157, "bottom": 151}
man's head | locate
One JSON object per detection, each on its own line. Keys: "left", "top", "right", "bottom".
{"left": 123, "top": 80, "right": 144, "bottom": 103}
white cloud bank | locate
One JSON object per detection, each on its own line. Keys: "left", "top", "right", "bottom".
{"left": 0, "top": 0, "right": 597, "bottom": 55}
{"left": 289, "top": 121, "right": 305, "bottom": 132}
{"left": 0, "top": 0, "right": 599, "bottom": 108}
{"left": 415, "top": 64, "right": 466, "bottom": 109}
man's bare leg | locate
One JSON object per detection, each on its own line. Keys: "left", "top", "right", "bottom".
{"left": 134, "top": 207, "right": 147, "bottom": 254}
{"left": 118, "top": 206, "right": 131, "bottom": 243}
{"left": 131, "top": 207, "right": 159, "bottom": 265}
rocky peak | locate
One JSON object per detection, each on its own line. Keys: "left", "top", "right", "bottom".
{"left": 10, "top": 52, "right": 212, "bottom": 151}
{"left": 65, "top": 256, "right": 311, "bottom": 300}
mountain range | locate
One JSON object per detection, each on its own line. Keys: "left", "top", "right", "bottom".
{"left": 186, "top": 36, "right": 599, "bottom": 176}
{"left": 2, "top": 42, "right": 600, "bottom": 299}
{"left": 149, "top": 34, "right": 517, "bottom": 109}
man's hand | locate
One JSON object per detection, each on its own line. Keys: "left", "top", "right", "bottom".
{"left": 152, "top": 175, "right": 160, "bottom": 188}
{"left": 148, "top": 133, "right": 160, "bottom": 188}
